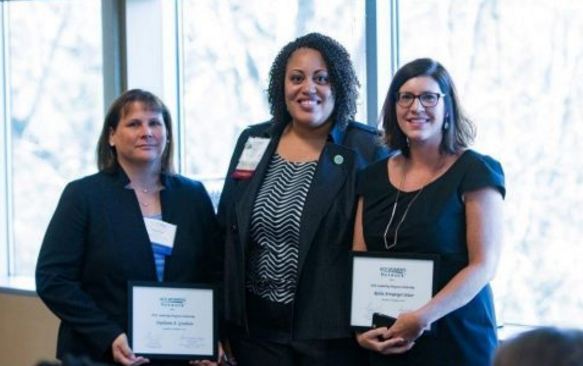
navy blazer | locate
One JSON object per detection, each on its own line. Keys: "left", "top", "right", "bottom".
{"left": 217, "top": 121, "right": 389, "bottom": 340}
{"left": 36, "top": 169, "right": 221, "bottom": 362}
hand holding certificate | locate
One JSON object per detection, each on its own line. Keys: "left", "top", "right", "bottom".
{"left": 128, "top": 282, "right": 217, "bottom": 361}
{"left": 350, "top": 252, "right": 438, "bottom": 331}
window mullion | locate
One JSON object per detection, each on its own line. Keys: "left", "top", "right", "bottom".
{"left": 124, "top": 0, "right": 181, "bottom": 172}
{"left": 367, "top": 0, "right": 395, "bottom": 125}
{"left": 0, "top": 1, "right": 14, "bottom": 276}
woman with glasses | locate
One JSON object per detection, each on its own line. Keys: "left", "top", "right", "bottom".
{"left": 352, "top": 58, "right": 505, "bottom": 365}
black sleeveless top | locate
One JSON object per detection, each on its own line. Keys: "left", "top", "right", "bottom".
{"left": 358, "top": 149, "right": 505, "bottom": 366}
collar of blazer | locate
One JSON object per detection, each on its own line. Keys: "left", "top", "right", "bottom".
{"left": 235, "top": 119, "right": 355, "bottom": 275}
{"left": 107, "top": 165, "right": 174, "bottom": 190}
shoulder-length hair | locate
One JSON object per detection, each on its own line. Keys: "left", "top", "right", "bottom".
{"left": 267, "top": 32, "right": 359, "bottom": 130}
{"left": 381, "top": 58, "right": 475, "bottom": 156}
{"left": 96, "top": 89, "right": 175, "bottom": 174}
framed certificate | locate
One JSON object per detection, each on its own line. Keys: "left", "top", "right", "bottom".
{"left": 128, "top": 282, "right": 217, "bottom": 360}
{"left": 350, "top": 251, "right": 439, "bottom": 331}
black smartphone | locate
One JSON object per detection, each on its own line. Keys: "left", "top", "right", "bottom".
{"left": 372, "top": 312, "right": 396, "bottom": 328}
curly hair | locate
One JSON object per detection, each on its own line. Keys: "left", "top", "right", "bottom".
{"left": 267, "top": 32, "right": 359, "bottom": 129}
{"left": 96, "top": 89, "right": 175, "bottom": 174}
{"left": 381, "top": 58, "right": 475, "bottom": 157}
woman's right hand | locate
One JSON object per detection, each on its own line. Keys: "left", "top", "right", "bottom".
{"left": 356, "top": 328, "right": 415, "bottom": 355}
{"left": 112, "top": 333, "right": 149, "bottom": 365}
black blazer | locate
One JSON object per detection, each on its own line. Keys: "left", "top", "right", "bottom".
{"left": 217, "top": 121, "right": 389, "bottom": 340}
{"left": 36, "top": 169, "right": 221, "bottom": 362}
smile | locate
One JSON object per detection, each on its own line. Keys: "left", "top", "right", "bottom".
{"left": 299, "top": 99, "right": 321, "bottom": 107}
{"left": 407, "top": 118, "right": 429, "bottom": 123}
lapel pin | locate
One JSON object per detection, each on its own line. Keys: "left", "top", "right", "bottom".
{"left": 333, "top": 154, "right": 344, "bottom": 165}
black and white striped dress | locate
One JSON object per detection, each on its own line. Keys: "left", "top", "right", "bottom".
{"left": 247, "top": 153, "right": 317, "bottom": 306}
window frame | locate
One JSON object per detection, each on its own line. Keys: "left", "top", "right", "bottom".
{"left": 0, "top": 0, "right": 560, "bottom": 333}
{"left": 0, "top": 0, "right": 121, "bottom": 285}
{"left": 0, "top": 0, "right": 394, "bottom": 288}
{"left": 0, "top": 1, "right": 12, "bottom": 278}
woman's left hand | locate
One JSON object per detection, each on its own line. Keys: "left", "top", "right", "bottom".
{"left": 385, "top": 310, "right": 428, "bottom": 344}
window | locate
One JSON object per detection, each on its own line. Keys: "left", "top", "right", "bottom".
{"left": 180, "top": 0, "right": 367, "bottom": 199}
{"left": 399, "top": 0, "right": 583, "bottom": 327}
{"left": 2, "top": 0, "right": 103, "bottom": 276}
{"left": 2, "top": 0, "right": 581, "bottom": 330}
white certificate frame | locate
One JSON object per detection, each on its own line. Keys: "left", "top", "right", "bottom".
{"left": 350, "top": 251, "right": 439, "bottom": 331}
{"left": 128, "top": 282, "right": 217, "bottom": 360}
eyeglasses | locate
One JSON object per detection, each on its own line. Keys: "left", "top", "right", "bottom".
{"left": 396, "top": 92, "right": 446, "bottom": 108}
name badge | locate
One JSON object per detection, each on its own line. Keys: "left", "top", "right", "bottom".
{"left": 144, "top": 218, "right": 177, "bottom": 256}
{"left": 232, "top": 137, "right": 270, "bottom": 179}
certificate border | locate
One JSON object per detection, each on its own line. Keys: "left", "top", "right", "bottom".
{"left": 349, "top": 251, "right": 440, "bottom": 331}
{"left": 128, "top": 281, "right": 218, "bottom": 361}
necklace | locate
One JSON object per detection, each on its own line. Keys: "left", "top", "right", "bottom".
{"left": 137, "top": 193, "right": 151, "bottom": 207}
{"left": 382, "top": 175, "right": 424, "bottom": 250}
{"left": 133, "top": 184, "right": 160, "bottom": 193}
{"left": 135, "top": 190, "right": 158, "bottom": 207}
{"left": 383, "top": 156, "right": 445, "bottom": 250}
{"left": 128, "top": 183, "right": 161, "bottom": 208}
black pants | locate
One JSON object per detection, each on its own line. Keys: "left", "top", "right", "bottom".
{"left": 230, "top": 334, "right": 367, "bottom": 366}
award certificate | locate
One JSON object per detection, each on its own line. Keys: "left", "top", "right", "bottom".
{"left": 350, "top": 252, "right": 438, "bottom": 330}
{"left": 128, "top": 282, "right": 217, "bottom": 360}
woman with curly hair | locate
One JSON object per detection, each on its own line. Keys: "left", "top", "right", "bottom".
{"left": 217, "top": 32, "right": 388, "bottom": 365}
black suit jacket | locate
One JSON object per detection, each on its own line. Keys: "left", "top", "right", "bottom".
{"left": 36, "top": 169, "right": 221, "bottom": 362}
{"left": 217, "top": 121, "right": 389, "bottom": 340}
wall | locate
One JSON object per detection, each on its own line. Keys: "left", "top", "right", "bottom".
{"left": 0, "top": 291, "right": 59, "bottom": 366}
